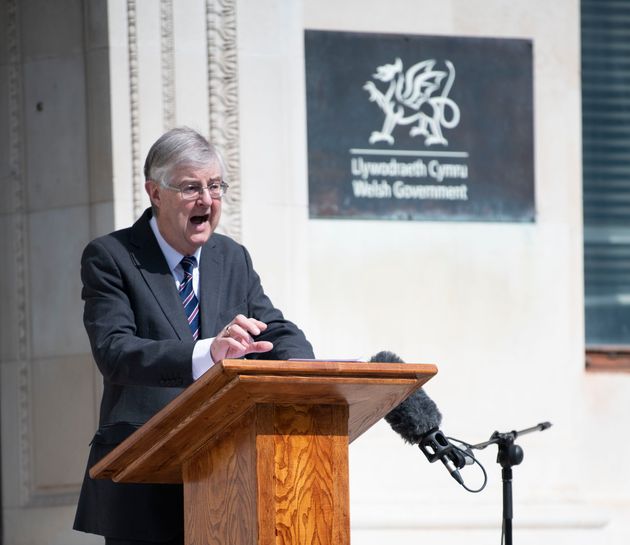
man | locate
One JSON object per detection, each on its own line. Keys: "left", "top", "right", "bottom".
{"left": 73, "top": 127, "right": 314, "bottom": 544}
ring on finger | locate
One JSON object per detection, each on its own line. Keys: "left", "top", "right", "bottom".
{"left": 225, "top": 325, "right": 233, "bottom": 338}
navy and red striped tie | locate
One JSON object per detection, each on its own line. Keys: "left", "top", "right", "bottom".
{"left": 179, "top": 256, "right": 200, "bottom": 340}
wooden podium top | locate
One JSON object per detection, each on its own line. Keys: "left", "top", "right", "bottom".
{"left": 90, "top": 359, "right": 437, "bottom": 484}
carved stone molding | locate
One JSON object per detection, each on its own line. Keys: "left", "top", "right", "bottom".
{"left": 7, "top": 0, "right": 28, "bottom": 361}
{"left": 161, "top": 0, "right": 176, "bottom": 131}
{"left": 206, "top": 0, "right": 242, "bottom": 241}
{"left": 6, "top": 0, "right": 33, "bottom": 506}
{"left": 127, "top": 0, "right": 143, "bottom": 219}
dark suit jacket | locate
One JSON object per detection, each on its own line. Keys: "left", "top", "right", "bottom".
{"left": 74, "top": 208, "right": 314, "bottom": 541}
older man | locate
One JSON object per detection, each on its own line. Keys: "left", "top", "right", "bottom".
{"left": 74, "top": 127, "right": 314, "bottom": 545}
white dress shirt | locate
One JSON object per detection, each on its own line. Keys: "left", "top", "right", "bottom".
{"left": 149, "top": 216, "right": 214, "bottom": 380}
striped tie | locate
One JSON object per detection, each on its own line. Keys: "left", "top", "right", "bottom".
{"left": 179, "top": 256, "right": 200, "bottom": 341}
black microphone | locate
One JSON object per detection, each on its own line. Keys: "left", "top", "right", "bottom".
{"left": 371, "top": 351, "right": 468, "bottom": 485}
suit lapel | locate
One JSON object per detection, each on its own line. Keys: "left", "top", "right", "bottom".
{"left": 199, "top": 236, "right": 223, "bottom": 338}
{"left": 128, "top": 210, "right": 191, "bottom": 340}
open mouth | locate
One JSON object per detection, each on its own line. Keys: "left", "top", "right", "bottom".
{"left": 190, "top": 214, "right": 209, "bottom": 225}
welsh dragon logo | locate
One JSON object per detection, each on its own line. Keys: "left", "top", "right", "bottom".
{"left": 363, "top": 57, "right": 461, "bottom": 146}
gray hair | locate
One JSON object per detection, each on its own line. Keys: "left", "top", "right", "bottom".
{"left": 143, "top": 127, "right": 228, "bottom": 186}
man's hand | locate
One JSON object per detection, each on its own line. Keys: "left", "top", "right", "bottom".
{"left": 210, "top": 314, "right": 273, "bottom": 362}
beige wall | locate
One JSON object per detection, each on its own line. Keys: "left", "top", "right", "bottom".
{"left": 1, "top": 0, "right": 108, "bottom": 543}
{"left": 1, "top": 0, "right": 628, "bottom": 544}
{"left": 241, "top": 0, "right": 628, "bottom": 544}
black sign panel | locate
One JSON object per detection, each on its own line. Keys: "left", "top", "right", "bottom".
{"left": 305, "top": 30, "right": 535, "bottom": 222}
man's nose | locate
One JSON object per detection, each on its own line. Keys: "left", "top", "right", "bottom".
{"left": 198, "top": 187, "right": 214, "bottom": 205}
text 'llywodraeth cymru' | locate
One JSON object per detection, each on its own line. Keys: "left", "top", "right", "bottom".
{"left": 351, "top": 157, "right": 468, "bottom": 183}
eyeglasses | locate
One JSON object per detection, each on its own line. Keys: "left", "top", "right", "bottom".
{"left": 164, "top": 181, "right": 229, "bottom": 200}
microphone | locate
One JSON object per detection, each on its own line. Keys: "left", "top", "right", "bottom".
{"left": 371, "top": 351, "right": 469, "bottom": 485}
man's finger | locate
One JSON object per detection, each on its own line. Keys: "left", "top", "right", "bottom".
{"left": 245, "top": 341, "right": 273, "bottom": 354}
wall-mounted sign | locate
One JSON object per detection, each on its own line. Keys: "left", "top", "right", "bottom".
{"left": 305, "top": 30, "right": 535, "bottom": 222}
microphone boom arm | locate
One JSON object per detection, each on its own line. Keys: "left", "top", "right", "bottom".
{"left": 470, "top": 421, "right": 552, "bottom": 451}
{"left": 468, "top": 421, "right": 552, "bottom": 545}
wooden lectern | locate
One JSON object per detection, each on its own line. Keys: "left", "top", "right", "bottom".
{"left": 90, "top": 359, "right": 437, "bottom": 545}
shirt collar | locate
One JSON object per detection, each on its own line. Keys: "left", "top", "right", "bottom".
{"left": 149, "top": 215, "right": 202, "bottom": 273}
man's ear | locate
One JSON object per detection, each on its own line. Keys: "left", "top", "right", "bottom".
{"left": 145, "top": 180, "right": 161, "bottom": 209}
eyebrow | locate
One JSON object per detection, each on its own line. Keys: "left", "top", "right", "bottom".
{"left": 180, "top": 177, "right": 223, "bottom": 184}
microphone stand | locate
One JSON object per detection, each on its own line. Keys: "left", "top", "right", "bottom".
{"left": 470, "top": 422, "right": 551, "bottom": 545}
